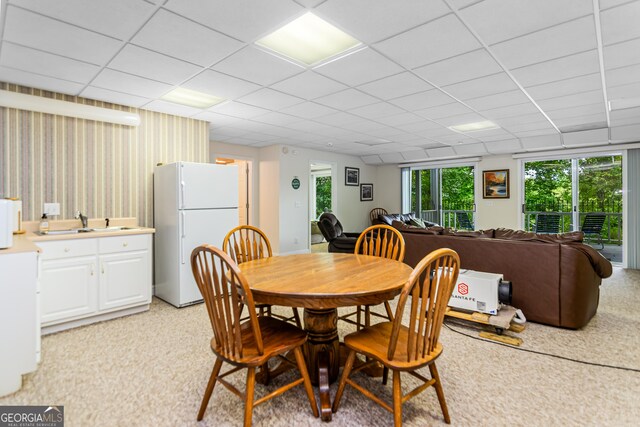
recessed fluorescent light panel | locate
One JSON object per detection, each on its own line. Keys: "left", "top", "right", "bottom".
{"left": 161, "top": 88, "right": 224, "bottom": 109}
{"left": 448, "top": 120, "right": 499, "bottom": 133}
{"left": 256, "top": 12, "right": 362, "bottom": 66}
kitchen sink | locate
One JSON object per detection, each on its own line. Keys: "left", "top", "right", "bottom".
{"left": 90, "top": 226, "right": 125, "bottom": 232}
{"left": 41, "top": 226, "right": 141, "bottom": 235}
{"left": 41, "top": 229, "right": 80, "bottom": 235}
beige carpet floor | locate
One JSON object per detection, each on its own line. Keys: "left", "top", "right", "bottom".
{"left": 2, "top": 268, "right": 639, "bottom": 427}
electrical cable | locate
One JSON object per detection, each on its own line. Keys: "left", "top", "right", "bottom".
{"left": 444, "top": 321, "right": 640, "bottom": 373}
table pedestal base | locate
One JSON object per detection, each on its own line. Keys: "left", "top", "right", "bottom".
{"left": 303, "top": 308, "right": 340, "bottom": 421}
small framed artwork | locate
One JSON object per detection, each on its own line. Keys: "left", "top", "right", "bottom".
{"left": 360, "top": 183, "right": 373, "bottom": 201}
{"left": 345, "top": 167, "right": 360, "bottom": 186}
{"left": 483, "top": 169, "right": 510, "bottom": 199}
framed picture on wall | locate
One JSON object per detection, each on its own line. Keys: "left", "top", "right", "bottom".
{"left": 483, "top": 169, "right": 510, "bottom": 198}
{"left": 345, "top": 167, "right": 360, "bottom": 186}
{"left": 360, "top": 183, "right": 373, "bottom": 201}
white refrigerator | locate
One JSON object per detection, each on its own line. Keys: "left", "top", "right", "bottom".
{"left": 154, "top": 162, "right": 238, "bottom": 307}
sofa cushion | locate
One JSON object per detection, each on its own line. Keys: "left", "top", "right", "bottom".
{"left": 378, "top": 212, "right": 416, "bottom": 225}
{"left": 409, "top": 217, "right": 427, "bottom": 228}
{"left": 442, "top": 228, "right": 495, "bottom": 238}
{"left": 494, "top": 228, "right": 584, "bottom": 243}
{"left": 391, "top": 220, "right": 443, "bottom": 235}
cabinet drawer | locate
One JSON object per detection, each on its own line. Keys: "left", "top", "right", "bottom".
{"left": 99, "top": 234, "right": 149, "bottom": 254}
{"left": 38, "top": 238, "right": 98, "bottom": 260}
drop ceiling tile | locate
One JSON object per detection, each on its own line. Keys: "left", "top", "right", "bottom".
{"left": 237, "top": 88, "right": 304, "bottom": 110}
{"left": 562, "top": 128, "right": 609, "bottom": 147}
{"left": 400, "top": 150, "right": 429, "bottom": 161}
{"left": 414, "top": 127, "right": 458, "bottom": 138}
{"left": 416, "top": 102, "right": 475, "bottom": 120}
{"left": 603, "top": 38, "right": 640, "bottom": 69}
{"left": 374, "top": 14, "right": 481, "bottom": 69}
{"left": 520, "top": 134, "right": 563, "bottom": 151}
{"left": 108, "top": 44, "right": 203, "bottom": 85}
{"left": 413, "top": 49, "right": 503, "bottom": 87}
{"left": 3, "top": 6, "right": 122, "bottom": 65}
{"left": 525, "top": 73, "right": 603, "bottom": 101}
{"left": 436, "top": 112, "right": 487, "bottom": 127}
{"left": 484, "top": 139, "right": 523, "bottom": 153}
{"left": 339, "top": 119, "right": 388, "bottom": 133}
{"left": 610, "top": 107, "right": 640, "bottom": 126}
{"left": 164, "top": 0, "right": 303, "bottom": 42}
{"left": 511, "top": 128, "right": 559, "bottom": 138}
{"left": 80, "top": 86, "right": 151, "bottom": 108}
{"left": 435, "top": 134, "right": 480, "bottom": 145}
{"left": 600, "top": 1, "right": 640, "bottom": 45}
{"left": 132, "top": 9, "right": 243, "bottom": 67}
{"left": 443, "top": 73, "right": 518, "bottom": 100}
{"left": 357, "top": 72, "right": 433, "bottom": 100}
{"left": 348, "top": 102, "right": 405, "bottom": 119}
{"left": 212, "top": 46, "right": 304, "bottom": 85}
{"left": 92, "top": 68, "right": 173, "bottom": 98}
{"left": 314, "top": 48, "right": 404, "bottom": 86}
{"left": 14, "top": 0, "right": 155, "bottom": 40}
{"left": 537, "top": 90, "right": 604, "bottom": 111}
{"left": 0, "top": 42, "right": 100, "bottom": 84}
{"left": 474, "top": 130, "right": 516, "bottom": 142}
{"left": 316, "top": 0, "right": 450, "bottom": 44}
{"left": 196, "top": 113, "right": 248, "bottom": 127}
{"left": 389, "top": 89, "right": 456, "bottom": 110}
{"left": 279, "top": 102, "right": 338, "bottom": 119}
{"left": 270, "top": 71, "right": 347, "bottom": 100}
{"left": 143, "top": 99, "right": 203, "bottom": 117}
{"left": 607, "top": 82, "right": 640, "bottom": 99}
{"left": 546, "top": 103, "right": 605, "bottom": 120}
{"left": 495, "top": 112, "right": 551, "bottom": 127}
{"left": 511, "top": 50, "right": 600, "bottom": 86}
{"left": 375, "top": 112, "right": 424, "bottom": 127}
{"left": 379, "top": 152, "right": 405, "bottom": 163}
{"left": 0, "top": 66, "right": 85, "bottom": 95}
{"left": 490, "top": 16, "right": 597, "bottom": 69}
{"left": 555, "top": 113, "right": 608, "bottom": 131}
{"left": 395, "top": 120, "right": 442, "bottom": 133}
{"left": 182, "top": 70, "right": 261, "bottom": 99}
{"left": 606, "top": 63, "right": 640, "bottom": 87}
{"left": 426, "top": 146, "right": 457, "bottom": 158}
{"left": 450, "top": 0, "right": 484, "bottom": 9}
{"left": 454, "top": 143, "right": 488, "bottom": 156}
{"left": 208, "top": 102, "right": 271, "bottom": 119}
{"left": 315, "top": 89, "right": 378, "bottom": 110}
{"left": 459, "top": 0, "right": 592, "bottom": 45}
{"left": 611, "top": 123, "right": 640, "bottom": 141}
{"left": 313, "top": 111, "right": 364, "bottom": 126}
{"left": 361, "top": 154, "right": 384, "bottom": 164}
{"left": 600, "top": 0, "right": 635, "bottom": 9}
{"left": 501, "top": 120, "right": 556, "bottom": 133}
{"left": 465, "top": 90, "right": 532, "bottom": 111}
{"left": 480, "top": 102, "right": 542, "bottom": 119}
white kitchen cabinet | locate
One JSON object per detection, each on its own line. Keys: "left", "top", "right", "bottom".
{"left": 37, "top": 233, "right": 152, "bottom": 333}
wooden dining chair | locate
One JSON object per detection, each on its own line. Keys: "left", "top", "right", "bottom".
{"left": 332, "top": 248, "right": 460, "bottom": 427}
{"left": 223, "top": 225, "right": 301, "bottom": 328}
{"left": 191, "top": 245, "right": 319, "bottom": 426}
{"left": 340, "top": 225, "right": 405, "bottom": 330}
{"left": 369, "top": 207, "right": 388, "bottom": 225}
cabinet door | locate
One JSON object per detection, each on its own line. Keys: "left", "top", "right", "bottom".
{"left": 40, "top": 256, "right": 98, "bottom": 325}
{"left": 99, "top": 250, "right": 150, "bottom": 311}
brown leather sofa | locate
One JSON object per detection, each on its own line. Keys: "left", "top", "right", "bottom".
{"left": 393, "top": 222, "right": 613, "bottom": 329}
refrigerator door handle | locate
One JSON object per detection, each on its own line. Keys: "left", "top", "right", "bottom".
{"left": 180, "top": 181, "right": 186, "bottom": 209}
{"left": 180, "top": 212, "right": 186, "bottom": 264}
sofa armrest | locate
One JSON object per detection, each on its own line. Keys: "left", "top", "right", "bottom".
{"left": 564, "top": 243, "right": 613, "bottom": 278}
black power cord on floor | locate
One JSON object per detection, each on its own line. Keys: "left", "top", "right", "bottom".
{"left": 443, "top": 321, "right": 640, "bottom": 373}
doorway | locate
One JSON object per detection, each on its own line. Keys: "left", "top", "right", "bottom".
{"left": 215, "top": 157, "right": 252, "bottom": 226}
{"left": 309, "top": 162, "right": 336, "bottom": 252}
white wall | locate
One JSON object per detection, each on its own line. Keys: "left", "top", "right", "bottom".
{"left": 376, "top": 165, "right": 402, "bottom": 214}
{"left": 257, "top": 145, "right": 281, "bottom": 252}
{"left": 474, "top": 154, "right": 521, "bottom": 230}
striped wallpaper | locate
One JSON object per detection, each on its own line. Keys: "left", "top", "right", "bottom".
{"left": 0, "top": 83, "right": 209, "bottom": 227}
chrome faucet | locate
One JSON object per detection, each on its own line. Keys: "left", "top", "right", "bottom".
{"left": 75, "top": 210, "right": 88, "bottom": 229}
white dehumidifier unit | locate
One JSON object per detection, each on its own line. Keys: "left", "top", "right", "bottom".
{"left": 448, "top": 270, "right": 512, "bottom": 315}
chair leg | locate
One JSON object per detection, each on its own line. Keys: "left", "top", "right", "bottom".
{"left": 356, "top": 306, "right": 362, "bottom": 331}
{"left": 293, "top": 346, "right": 319, "bottom": 418}
{"left": 197, "top": 357, "right": 223, "bottom": 421}
{"left": 244, "top": 367, "right": 256, "bottom": 427}
{"left": 393, "top": 370, "right": 402, "bottom": 427}
{"left": 365, "top": 305, "right": 371, "bottom": 327}
{"left": 292, "top": 308, "right": 302, "bottom": 328}
{"left": 332, "top": 350, "right": 357, "bottom": 413}
{"left": 384, "top": 301, "right": 394, "bottom": 321}
{"left": 382, "top": 366, "right": 389, "bottom": 385}
{"left": 429, "top": 363, "right": 450, "bottom": 424}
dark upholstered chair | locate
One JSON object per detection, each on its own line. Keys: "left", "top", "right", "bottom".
{"left": 317, "top": 212, "right": 360, "bottom": 253}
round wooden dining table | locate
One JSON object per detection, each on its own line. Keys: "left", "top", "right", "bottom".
{"left": 239, "top": 252, "right": 412, "bottom": 421}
